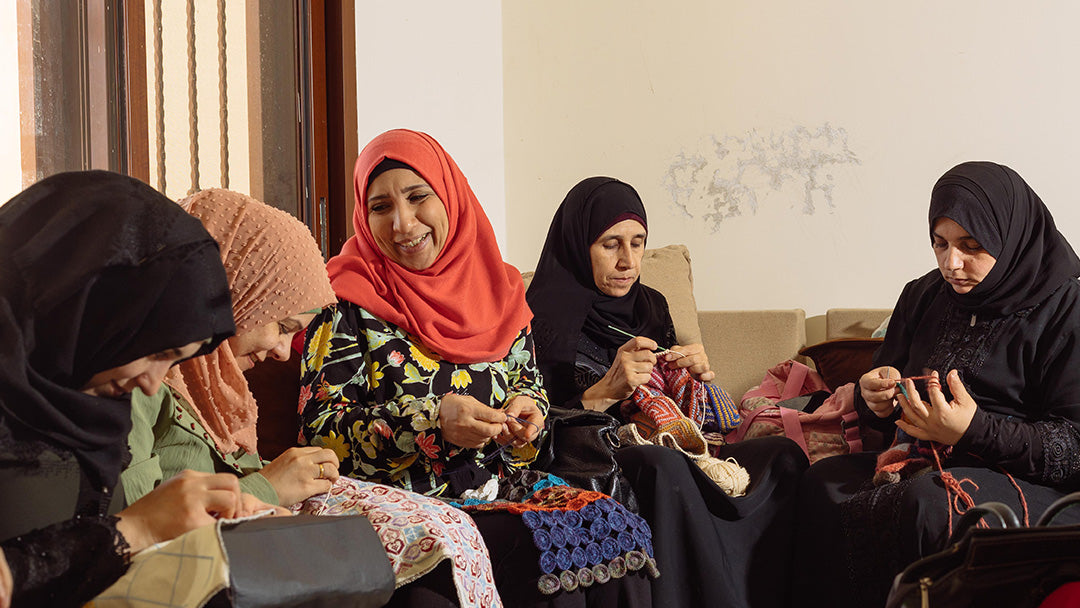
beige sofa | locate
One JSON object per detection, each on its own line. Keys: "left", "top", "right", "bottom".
{"left": 524, "top": 244, "right": 892, "bottom": 400}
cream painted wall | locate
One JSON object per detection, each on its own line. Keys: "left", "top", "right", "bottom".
{"left": 503, "top": 1, "right": 1080, "bottom": 315}
{"left": 354, "top": 1, "right": 506, "bottom": 249}
{"left": 0, "top": 2, "right": 21, "bottom": 204}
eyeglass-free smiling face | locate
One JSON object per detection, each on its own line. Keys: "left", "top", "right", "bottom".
{"left": 227, "top": 313, "right": 317, "bottom": 372}
{"left": 365, "top": 168, "right": 449, "bottom": 271}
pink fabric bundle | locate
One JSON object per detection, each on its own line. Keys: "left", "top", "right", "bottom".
{"left": 166, "top": 189, "right": 336, "bottom": 454}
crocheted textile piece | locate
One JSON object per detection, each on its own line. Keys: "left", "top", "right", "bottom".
{"left": 296, "top": 477, "right": 500, "bottom": 608}
{"left": 446, "top": 470, "right": 660, "bottom": 595}
{"left": 703, "top": 382, "right": 741, "bottom": 433}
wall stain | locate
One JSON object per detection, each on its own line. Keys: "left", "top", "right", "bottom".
{"left": 663, "top": 123, "right": 860, "bottom": 229}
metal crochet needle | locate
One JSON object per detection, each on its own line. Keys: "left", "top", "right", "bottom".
{"left": 606, "top": 325, "right": 686, "bottom": 359}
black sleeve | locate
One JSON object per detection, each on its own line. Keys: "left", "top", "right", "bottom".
{"left": 954, "top": 293, "right": 1080, "bottom": 488}
{"left": 5, "top": 514, "right": 131, "bottom": 607}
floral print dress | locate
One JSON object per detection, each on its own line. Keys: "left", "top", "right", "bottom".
{"left": 299, "top": 300, "right": 549, "bottom": 496}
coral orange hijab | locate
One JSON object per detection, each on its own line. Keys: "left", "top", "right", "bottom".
{"left": 327, "top": 129, "right": 530, "bottom": 363}
{"left": 167, "top": 189, "right": 336, "bottom": 454}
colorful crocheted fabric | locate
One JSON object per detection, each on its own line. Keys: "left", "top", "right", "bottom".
{"left": 623, "top": 365, "right": 741, "bottom": 448}
{"left": 296, "top": 477, "right": 501, "bottom": 608}
{"left": 446, "top": 470, "right": 660, "bottom": 595}
{"left": 873, "top": 433, "right": 952, "bottom": 486}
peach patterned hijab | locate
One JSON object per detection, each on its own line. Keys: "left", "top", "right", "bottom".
{"left": 166, "top": 189, "right": 336, "bottom": 454}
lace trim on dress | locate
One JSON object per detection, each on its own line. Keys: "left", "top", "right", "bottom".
{"left": 7, "top": 514, "right": 131, "bottom": 606}
{"left": 1035, "top": 420, "right": 1080, "bottom": 485}
{"left": 926, "top": 301, "right": 1008, "bottom": 381}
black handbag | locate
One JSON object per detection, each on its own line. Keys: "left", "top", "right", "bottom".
{"left": 886, "top": 492, "right": 1080, "bottom": 608}
{"left": 210, "top": 514, "right": 396, "bottom": 608}
{"left": 534, "top": 406, "right": 639, "bottom": 512}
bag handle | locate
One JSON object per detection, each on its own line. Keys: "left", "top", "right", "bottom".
{"left": 948, "top": 501, "right": 1020, "bottom": 543}
{"left": 1035, "top": 491, "right": 1080, "bottom": 526}
{"left": 781, "top": 361, "right": 810, "bottom": 401}
{"left": 778, "top": 406, "right": 809, "bottom": 458}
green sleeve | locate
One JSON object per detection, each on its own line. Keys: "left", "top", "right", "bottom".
{"left": 238, "top": 471, "right": 279, "bottom": 505}
{"left": 121, "top": 386, "right": 171, "bottom": 503}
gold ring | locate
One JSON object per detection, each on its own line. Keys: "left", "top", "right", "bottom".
{"left": 318, "top": 463, "right": 325, "bottom": 479}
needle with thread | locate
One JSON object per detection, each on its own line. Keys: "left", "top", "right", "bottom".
{"left": 606, "top": 325, "right": 686, "bottom": 359}
{"left": 480, "top": 415, "right": 542, "bottom": 463}
{"left": 893, "top": 376, "right": 936, "bottom": 401}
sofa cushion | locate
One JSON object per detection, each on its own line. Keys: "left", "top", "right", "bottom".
{"left": 521, "top": 244, "right": 703, "bottom": 347}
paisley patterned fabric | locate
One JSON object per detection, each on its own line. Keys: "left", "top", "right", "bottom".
{"left": 297, "top": 476, "right": 501, "bottom": 608}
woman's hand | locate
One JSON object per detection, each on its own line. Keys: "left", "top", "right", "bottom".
{"left": 895, "top": 370, "right": 977, "bottom": 445}
{"left": 238, "top": 493, "right": 292, "bottom": 518}
{"left": 439, "top": 393, "right": 506, "bottom": 449}
{"left": 0, "top": 548, "right": 12, "bottom": 608}
{"left": 497, "top": 396, "right": 544, "bottom": 447}
{"left": 581, "top": 336, "right": 657, "bottom": 411}
{"left": 860, "top": 366, "right": 901, "bottom": 418}
{"left": 116, "top": 470, "right": 245, "bottom": 554}
{"left": 663, "top": 343, "right": 715, "bottom": 382}
{"left": 258, "top": 446, "right": 340, "bottom": 506}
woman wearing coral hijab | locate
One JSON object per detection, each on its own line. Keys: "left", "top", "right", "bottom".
{"left": 300, "top": 129, "right": 656, "bottom": 607}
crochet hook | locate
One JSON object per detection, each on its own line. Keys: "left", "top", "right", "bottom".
{"left": 479, "top": 414, "right": 541, "bottom": 463}
{"left": 606, "top": 325, "right": 686, "bottom": 359}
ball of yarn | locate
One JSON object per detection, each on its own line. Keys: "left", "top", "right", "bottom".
{"left": 697, "top": 457, "right": 750, "bottom": 497}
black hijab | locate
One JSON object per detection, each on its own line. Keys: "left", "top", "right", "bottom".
{"left": 0, "top": 170, "right": 235, "bottom": 491}
{"left": 527, "top": 177, "right": 672, "bottom": 395}
{"left": 928, "top": 161, "right": 1080, "bottom": 316}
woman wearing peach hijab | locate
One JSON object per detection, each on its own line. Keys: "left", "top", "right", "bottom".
{"left": 122, "top": 189, "right": 341, "bottom": 507}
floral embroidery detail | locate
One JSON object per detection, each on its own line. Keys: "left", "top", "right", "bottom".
{"left": 451, "top": 369, "right": 472, "bottom": 390}
{"left": 372, "top": 418, "right": 393, "bottom": 439}
{"left": 410, "top": 343, "right": 440, "bottom": 372}
{"left": 297, "top": 384, "right": 313, "bottom": 414}
{"left": 314, "top": 430, "right": 351, "bottom": 462}
{"left": 387, "top": 350, "right": 405, "bottom": 366}
{"left": 307, "top": 320, "right": 333, "bottom": 370}
{"left": 369, "top": 360, "right": 385, "bottom": 389}
{"left": 416, "top": 431, "right": 440, "bottom": 459}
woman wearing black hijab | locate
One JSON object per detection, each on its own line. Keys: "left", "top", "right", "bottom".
{"left": 0, "top": 171, "right": 277, "bottom": 606}
{"left": 793, "top": 161, "right": 1080, "bottom": 607}
{"left": 528, "top": 177, "right": 809, "bottom": 608}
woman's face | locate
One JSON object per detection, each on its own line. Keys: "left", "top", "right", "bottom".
{"left": 932, "top": 217, "right": 997, "bottom": 294}
{"left": 80, "top": 340, "right": 206, "bottom": 398}
{"left": 589, "top": 219, "right": 647, "bottom": 297}
{"left": 227, "top": 313, "right": 317, "bottom": 372}
{"left": 365, "top": 168, "right": 449, "bottom": 271}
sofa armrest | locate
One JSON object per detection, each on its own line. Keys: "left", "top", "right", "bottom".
{"left": 698, "top": 309, "right": 807, "bottom": 400}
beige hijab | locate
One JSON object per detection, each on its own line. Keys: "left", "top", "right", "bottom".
{"left": 167, "top": 189, "right": 337, "bottom": 454}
